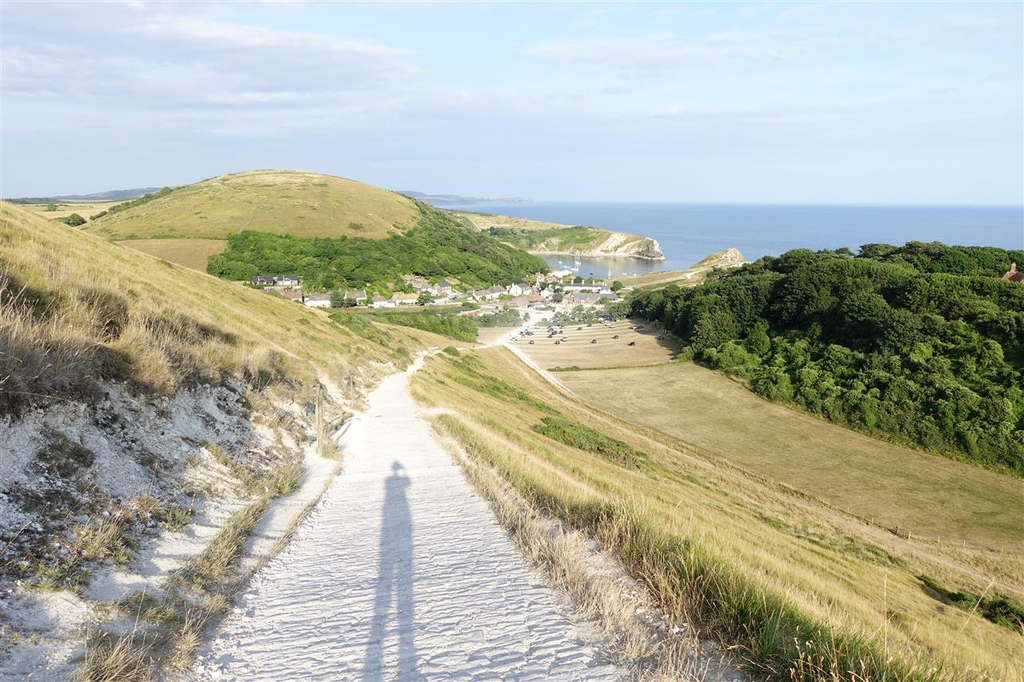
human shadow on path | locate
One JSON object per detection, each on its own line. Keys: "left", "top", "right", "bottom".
{"left": 362, "top": 461, "right": 419, "bottom": 680}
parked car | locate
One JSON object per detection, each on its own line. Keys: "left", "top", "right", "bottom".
{"left": 612, "top": 334, "right": 619, "bottom": 339}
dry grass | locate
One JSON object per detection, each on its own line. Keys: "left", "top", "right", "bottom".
{"left": 455, "top": 210, "right": 664, "bottom": 258}
{"left": 118, "top": 238, "right": 227, "bottom": 272}
{"left": 20, "top": 200, "right": 121, "bottom": 221}
{"left": 515, "top": 319, "right": 679, "bottom": 369}
{"left": 410, "top": 347, "right": 1023, "bottom": 680}
{"left": 84, "top": 170, "right": 420, "bottom": 240}
{"left": 434, "top": 424, "right": 737, "bottom": 680}
{"left": 456, "top": 211, "right": 579, "bottom": 233}
{"left": 558, "top": 363, "right": 1024, "bottom": 560}
{"left": 0, "top": 201, "right": 442, "bottom": 414}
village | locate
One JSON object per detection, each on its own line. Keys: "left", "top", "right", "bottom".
{"left": 247, "top": 268, "right": 625, "bottom": 314}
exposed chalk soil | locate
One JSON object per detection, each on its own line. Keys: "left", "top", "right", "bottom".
{"left": 190, "top": 360, "right": 622, "bottom": 681}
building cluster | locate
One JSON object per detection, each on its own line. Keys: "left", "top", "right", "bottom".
{"left": 248, "top": 270, "right": 621, "bottom": 310}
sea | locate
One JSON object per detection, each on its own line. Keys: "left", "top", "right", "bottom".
{"left": 449, "top": 203, "right": 1024, "bottom": 277}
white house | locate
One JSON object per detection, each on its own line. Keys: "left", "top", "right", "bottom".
{"left": 370, "top": 295, "right": 394, "bottom": 308}
{"left": 304, "top": 293, "right": 331, "bottom": 308}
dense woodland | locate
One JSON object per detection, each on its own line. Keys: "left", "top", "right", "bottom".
{"left": 630, "top": 242, "right": 1024, "bottom": 474}
{"left": 208, "top": 204, "right": 547, "bottom": 291}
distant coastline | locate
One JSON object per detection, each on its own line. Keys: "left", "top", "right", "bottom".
{"left": 449, "top": 201, "right": 1024, "bottom": 275}
{"left": 399, "top": 191, "right": 531, "bottom": 207}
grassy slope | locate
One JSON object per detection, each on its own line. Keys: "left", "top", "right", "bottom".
{"left": 455, "top": 211, "right": 652, "bottom": 256}
{"left": 85, "top": 170, "right": 421, "bottom": 241}
{"left": 1, "top": 202, "right": 442, "bottom": 408}
{"left": 559, "top": 363, "right": 1024, "bottom": 551}
{"left": 122, "top": 239, "right": 228, "bottom": 272}
{"left": 411, "top": 347, "right": 1022, "bottom": 680}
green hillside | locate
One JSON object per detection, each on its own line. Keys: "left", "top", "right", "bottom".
{"left": 208, "top": 203, "right": 549, "bottom": 291}
{"left": 86, "top": 170, "right": 422, "bottom": 241}
{"left": 0, "top": 201, "right": 440, "bottom": 414}
{"left": 630, "top": 243, "right": 1024, "bottom": 473}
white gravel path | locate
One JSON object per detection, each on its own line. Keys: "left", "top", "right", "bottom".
{"left": 191, "top": 359, "right": 621, "bottom": 681}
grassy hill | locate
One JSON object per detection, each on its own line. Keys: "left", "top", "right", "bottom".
{"left": 0, "top": 202, "right": 440, "bottom": 409}
{"left": 455, "top": 211, "right": 664, "bottom": 260}
{"left": 1, "top": 201, "right": 459, "bottom": 677}
{"left": 85, "top": 170, "right": 422, "bottom": 241}
{"left": 412, "top": 347, "right": 1023, "bottom": 680}
{"left": 630, "top": 245, "right": 1024, "bottom": 474}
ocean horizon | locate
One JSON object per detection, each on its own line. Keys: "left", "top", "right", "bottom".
{"left": 450, "top": 202, "right": 1024, "bottom": 277}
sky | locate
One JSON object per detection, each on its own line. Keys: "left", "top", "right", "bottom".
{"left": 2, "top": 1, "right": 1022, "bottom": 204}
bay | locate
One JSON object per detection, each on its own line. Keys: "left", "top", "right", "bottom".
{"left": 450, "top": 203, "right": 1024, "bottom": 277}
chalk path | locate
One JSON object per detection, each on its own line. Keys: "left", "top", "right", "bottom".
{"left": 191, "top": 360, "right": 619, "bottom": 681}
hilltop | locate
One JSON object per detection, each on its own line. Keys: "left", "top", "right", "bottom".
{"left": 85, "top": 170, "right": 422, "bottom": 241}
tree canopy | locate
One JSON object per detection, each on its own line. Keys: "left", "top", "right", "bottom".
{"left": 208, "top": 204, "right": 548, "bottom": 291}
{"left": 630, "top": 242, "right": 1024, "bottom": 474}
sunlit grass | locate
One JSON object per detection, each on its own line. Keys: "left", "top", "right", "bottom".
{"left": 411, "top": 347, "right": 1022, "bottom": 680}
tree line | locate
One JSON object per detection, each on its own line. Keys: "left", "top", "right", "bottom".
{"left": 208, "top": 204, "right": 548, "bottom": 291}
{"left": 630, "top": 242, "right": 1024, "bottom": 474}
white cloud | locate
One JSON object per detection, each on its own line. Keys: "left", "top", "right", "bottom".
{"left": 2, "top": 3, "right": 418, "bottom": 110}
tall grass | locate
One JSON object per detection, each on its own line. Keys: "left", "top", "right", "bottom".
{"left": 0, "top": 202, "right": 447, "bottom": 414}
{"left": 411, "top": 348, "right": 1020, "bottom": 681}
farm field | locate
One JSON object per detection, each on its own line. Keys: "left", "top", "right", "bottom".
{"left": 19, "top": 200, "right": 120, "bottom": 221}
{"left": 411, "top": 346, "right": 1023, "bottom": 680}
{"left": 119, "top": 238, "right": 227, "bottom": 271}
{"left": 514, "top": 319, "right": 1023, "bottom": 591}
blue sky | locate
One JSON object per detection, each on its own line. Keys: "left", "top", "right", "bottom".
{"left": 2, "top": 1, "right": 1021, "bottom": 204}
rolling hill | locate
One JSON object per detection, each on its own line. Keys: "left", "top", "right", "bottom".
{"left": 456, "top": 210, "right": 665, "bottom": 261}
{"left": 0, "top": 201, "right": 455, "bottom": 677}
{"left": 86, "top": 170, "right": 422, "bottom": 241}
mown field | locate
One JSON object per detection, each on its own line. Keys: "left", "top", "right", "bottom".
{"left": 19, "top": 200, "right": 120, "bottom": 221}
{"left": 120, "top": 238, "right": 228, "bottom": 271}
{"left": 411, "top": 343, "right": 1023, "bottom": 680}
